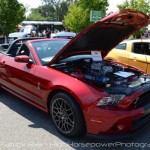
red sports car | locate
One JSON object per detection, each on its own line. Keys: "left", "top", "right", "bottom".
{"left": 0, "top": 9, "right": 150, "bottom": 138}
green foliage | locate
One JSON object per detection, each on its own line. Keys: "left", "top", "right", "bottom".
{"left": 118, "top": 0, "right": 150, "bottom": 15}
{"left": 79, "top": 0, "right": 108, "bottom": 10}
{"left": 27, "top": 7, "right": 49, "bottom": 21}
{"left": 117, "top": 0, "right": 150, "bottom": 38}
{"left": 27, "top": 0, "right": 108, "bottom": 32}
{"left": 0, "top": 0, "right": 26, "bottom": 35}
{"left": 63, "top": 4, "right": 90, "bottom": 33}
{"left": 64, "top": 0, "right": 108, "bottom": 32}
{"left": 27, "top": 0, "right": 73, "bottom": 21}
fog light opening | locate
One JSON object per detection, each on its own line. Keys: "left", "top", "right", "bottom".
{"left": 111, "top": 123, "right": 125, "bottom": 131}
{"left": 117, "top": 124, "right": 125, "bottom": 131}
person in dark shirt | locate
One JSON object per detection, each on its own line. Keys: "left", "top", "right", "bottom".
{"left": 45, "top": 27, "right": 51, "bottom": 38}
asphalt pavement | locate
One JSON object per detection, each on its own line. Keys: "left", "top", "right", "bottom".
{"left": 0, "top": 90, "right": 150, "bottom": 150}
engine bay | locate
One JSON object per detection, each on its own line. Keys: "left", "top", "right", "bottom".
{"left": 52, "top": 57, "right": 150, "bottom": 95}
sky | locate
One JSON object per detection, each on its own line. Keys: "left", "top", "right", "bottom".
{"left": 18, "top": 0, "right": 126, "bottom": 15}
{"left": 107, "top": 0, "right": 126, "bottom": 12}
{"left": 18, "top": 0, "right": 42, "bottom": 15}
{"left": 18, "top": 0, "right": 42, "bottom": 9}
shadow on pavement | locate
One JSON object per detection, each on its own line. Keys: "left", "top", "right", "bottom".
{"left": 0, "top": 90, "right": 150, "bottom": 150}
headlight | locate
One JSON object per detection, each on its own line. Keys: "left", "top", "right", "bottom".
{"left": 97, "top": 94, "right": 125, "bottom": 107}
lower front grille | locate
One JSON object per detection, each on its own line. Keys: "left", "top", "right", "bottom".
{"left": 131, "top": 91, "right": 150, "bottom": 108}
{"left": 132, "top": 113, "right": 150, "bottom": 128}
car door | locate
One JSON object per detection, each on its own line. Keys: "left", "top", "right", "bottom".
{"left": 0, "top": 43, "right": 36, "bottom": 101}
{"left": 128, "top": 42, "right": 147, "bottom": 73}
{"left": 105, "top": 42, "right": 131, "bottom": 64}
{"left": 142, "top": 43, "right": 150, "bottom": 74}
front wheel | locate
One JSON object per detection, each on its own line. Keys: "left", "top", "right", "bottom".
{"left": 50, "top": 92, "right": 86, "bottom": 138}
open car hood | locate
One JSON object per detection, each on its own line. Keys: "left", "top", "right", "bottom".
{"left": 50, "top": 9, "right": 149, "bottom": 65}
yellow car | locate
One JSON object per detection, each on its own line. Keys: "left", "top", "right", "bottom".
{"left": 105, "top": 39, "right": 150, "bottom": 74}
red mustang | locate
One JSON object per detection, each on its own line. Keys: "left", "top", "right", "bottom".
{"left": 0, "top": 9, "right": 150, "bottom": 138}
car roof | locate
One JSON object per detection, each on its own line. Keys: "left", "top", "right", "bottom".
{"left": 54, "top": 31, "right": 76, "bottom": 36}
{"left": 9, "top": 32, "right": 29, "bottom": 37}
{"left": 27, "top": 38, "right": 70, "bottom": 43}
{"left": 53, "top": 32, "right": 76, "bottom": 39}
{"left": 120, "top": 39, "right": 150, "bottom": 44}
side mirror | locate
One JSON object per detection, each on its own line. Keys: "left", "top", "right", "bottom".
{"left": 14, "top": 55, "right": 32, "bottom": 63}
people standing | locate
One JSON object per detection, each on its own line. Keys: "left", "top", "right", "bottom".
{"left": 31, "top": 31, "right": 37, "bottom": 37}
{"left": 45, "top": 27, "right": 51, "bottom": 38}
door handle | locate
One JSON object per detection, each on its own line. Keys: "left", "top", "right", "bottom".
{"left": 129, "top": 57, "right": 136, "bottom": 60}
{"left": 129, "top": 57, "right": 137, "bottom": 61}
{"left": 129, "top": 58, "right": 145, "bottom": 63}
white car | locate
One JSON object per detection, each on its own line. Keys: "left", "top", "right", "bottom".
{"left": 52, "top": 31, "right": 76, "bottom": 39}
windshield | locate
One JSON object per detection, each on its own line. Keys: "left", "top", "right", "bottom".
{"left": 31, "top": 40, "right": 69, "bottom": 65}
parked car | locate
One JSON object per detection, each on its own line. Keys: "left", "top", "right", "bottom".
{"left": 105, "top": 39, "right": 150, "bottom": 74}
{"left": 0, "top": 10, "right": 150, "bottom": 138}
{"left": 52, "top": 31, "right": 76, "bottom": 39}
{"left": 144, "top": 30, "right": 150, "bottom": 38}
{"left": 0, "top": 36, "right": 5, "bottom": 44}
{"left": 8, "top": 32, "right": 30, "bottom": 44}
{"left": 19, "top": 25, "right": 38, "bottom": 35}
{"left": 0, "top": 43, "right": 9, "bottom": 52}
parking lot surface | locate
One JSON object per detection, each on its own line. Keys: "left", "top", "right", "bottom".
{"left": 0, "top": 90, "right": 150, "bottom": 150}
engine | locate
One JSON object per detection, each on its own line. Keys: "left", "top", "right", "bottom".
{"left": 52, "top": 57, "right": 150, "bottom": 95}
{"left": 84, "top": 61, "right": 140, "bottom": 87}
{"left": 53, "top": 58, "right": 141, "bottom": 88}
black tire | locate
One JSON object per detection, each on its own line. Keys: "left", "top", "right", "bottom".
{"left": 50, "top": 92, "right": 86, "bottom": 138}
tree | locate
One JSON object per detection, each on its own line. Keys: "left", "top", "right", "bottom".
{"left": 27, "top": 0, "right": 73, "bottom": 21}
{"left": 64, "top": 0, "right": 108, "bottom": 32}
{"left": 40, "top": 0, "right": 73, "bottom": 21}
{"left": 79, "top": 0, "right": 108, "bottom": 10}
{"left": 63, "top": 3, "right": 89, "bottom": 33}
{"left": 118, "top": 0, "right": 150, "bottom": 15}
{"left": 0, "top": 0, "right": 26, "bottom": 35}
{"left": 117, "top": 0, "right": 150, "bottom": 38}
{"left": 27, "top": 7, "right": 49, "bottom": 21}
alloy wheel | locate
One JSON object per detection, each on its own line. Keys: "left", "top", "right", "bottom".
{"left": 51, "top": 97, "right": 75, "bottom": 134}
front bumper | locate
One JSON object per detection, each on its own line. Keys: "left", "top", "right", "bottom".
{"left": 86, "top": 104, "right": 150, "bottom": 135}
{"left": 86, "top": 121, "right": 150, "bottom": 140}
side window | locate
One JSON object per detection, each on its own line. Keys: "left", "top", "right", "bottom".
{"left": 133, "top": 43, "right": 150, "bottom": 55}
{"left": 115, "top": 43, "right": 126, "bottom": 50}
{"left": 7, "top": 42, "right": 21, "bottom": 57}
{"left": 133, "top": 43, "right": 142, "bottom": 54}
{"left": 144, "top": 43, "right": 150, "bottom": 55}
{"left": 16, "top": 44, "right": 30, "bottom": 56}
{"left": 16, "top": 43, "right": 35, "bottom": 63}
